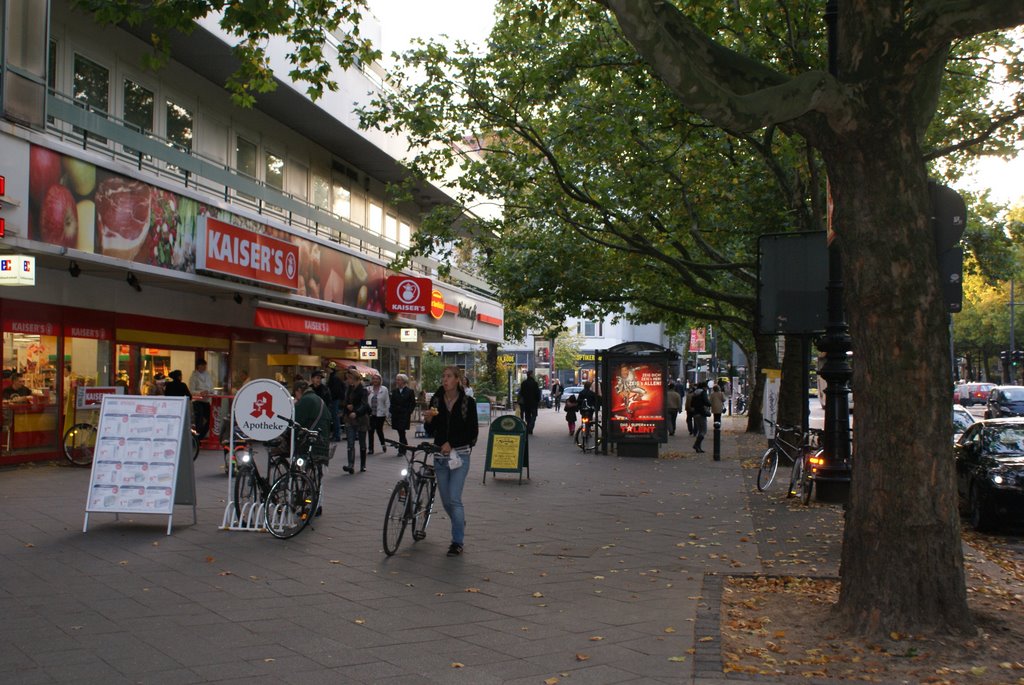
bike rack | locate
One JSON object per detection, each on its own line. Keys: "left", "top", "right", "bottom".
{"left": 220, "top": 498, "right": 269, "bottom": 531}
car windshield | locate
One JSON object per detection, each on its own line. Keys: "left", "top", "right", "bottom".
{"left": 982, "top": 426, "right": 1024, "bottom": 456}
{"left": 1000, "top": 389, "right": 1024, "bottom": 401}
{"left": 953, "top": 410, "right": 974, "bottom": 432}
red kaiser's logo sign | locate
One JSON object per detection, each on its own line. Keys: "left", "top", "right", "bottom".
{"left": 196, "top": 216, "right": 299, "bottom": 289}
{"left": 385, "top": 275, "right": 432, "bottom": 314}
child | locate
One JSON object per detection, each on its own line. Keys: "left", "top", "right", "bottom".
{"left": 563, "top": 394, "right": 579, "bottom": 436}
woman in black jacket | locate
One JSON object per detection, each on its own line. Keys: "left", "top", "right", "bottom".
{"left": 424, "top": 366, "right": 478, "bottom": 556}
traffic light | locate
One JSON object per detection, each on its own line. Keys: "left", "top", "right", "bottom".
{"left": 1000, "top": 350, "right": 1010, "bottom": 365}
{"left": 1014, "top": 350, "right": 1023, "bottom": 366}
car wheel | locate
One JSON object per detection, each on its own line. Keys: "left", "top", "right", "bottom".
{"left": 969, "top": 483, "right": 997, "bottom": 532}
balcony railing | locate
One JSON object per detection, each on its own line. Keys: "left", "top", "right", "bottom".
{"left": 41, "top": 90, "right": 493, "bottom": 296}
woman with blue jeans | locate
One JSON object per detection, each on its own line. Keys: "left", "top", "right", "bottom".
{"left": 424, "top": 366, "right": 479, "bottom": 556}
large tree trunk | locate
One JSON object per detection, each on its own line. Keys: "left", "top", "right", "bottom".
{"left": 827, "top": 141, "right": 970, "bottom": 635}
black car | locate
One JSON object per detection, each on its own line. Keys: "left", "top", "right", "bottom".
{"left": 954, "top": 418, "right": 1024, "bottom": 531}
{"left": 984, "top": 385, "right": 1024, "bottom": 419}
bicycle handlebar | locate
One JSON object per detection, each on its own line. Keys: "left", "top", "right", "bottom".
{"left": 276, "top": 415, "right": 320, "bottom": 437}
{"left": 382, "top": 438, "right": 442, "bottom": 455}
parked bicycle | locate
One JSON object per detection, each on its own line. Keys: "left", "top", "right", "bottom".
{"left": 756, "top": 419, "right": 823, "bottom": 503}
{"left": 263, "top": 421, "right": 328, "bottom": 539}
{"left": 63, "top": 421, "right": 98, "bottom": 466}
{"left": 574, "top": 409, "right": 601, "bottom": 452}
{"left": 382, "top": 438, "right": 439, "bottom": 556}
{"left": 232, "top": 441, "right": 289, "bottom": 524}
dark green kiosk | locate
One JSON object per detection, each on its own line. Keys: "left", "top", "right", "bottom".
{"left": 482, "top": 414, "right": 529, "bottom": 484}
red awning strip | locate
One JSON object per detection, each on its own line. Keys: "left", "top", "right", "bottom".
{"left": 254, "top": 308, "right": 365, "bottom": 341}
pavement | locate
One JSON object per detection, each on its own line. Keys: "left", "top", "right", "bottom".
{"left": 0, "top": 408, "right": 847, "bottom": 685}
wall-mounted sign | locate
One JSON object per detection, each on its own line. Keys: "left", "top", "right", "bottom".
{"left": 195, "top": 216, "right": 299, "bottom": 289}
{"left": 385, "top": 275, "right": 432, "bottom": 314}
{"left": 430, "top": 289, "right": 445, "bottom": 320}
{"left": 400, "top": 328, "right": 418, "bottom": 342}
{"left": 360, "top": 338, "right": 378, "bottom": 360}
{"left": 0, "top": 255, "right": 35, "bottom": 286}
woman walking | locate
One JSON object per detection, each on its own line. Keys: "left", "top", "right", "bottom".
{"left": 424, "top": 366, "right": 479, "bottom": 557}
{"left": 367, "top": 374, "right": 390, "bottom": 454}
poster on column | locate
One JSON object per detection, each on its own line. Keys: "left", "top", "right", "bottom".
{"left": 84, "top": 395, "right": 193, "bottom": 519}
{"left": 761, "top": 369, "right": 781, "bottom": 438}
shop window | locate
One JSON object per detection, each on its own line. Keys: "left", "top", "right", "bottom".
{"left": 369, "top": 202, "right": 383, "bottom": 236}
{"left": 167, "top": 99, "right": 193, "bottom": 152}
{"left": 312, "top": 173, "right": 330, "bottom": 210}
{"left": 73, "top": 53, "right": 109, "bottom": 142}
{"left": 384, "top": 213, "right": 398, "bottom": 242}
{"left": 123, "top": 78, "right": 154, "bottom": 157}
{"left": 62, "top": 337, "right": 112, "bottom": 437}
{"left": 124, "top": 79, "right": 154, "bottom": 135}
{"left": 236, "top": 136, "right": 258, "bottom": 181}
{"left": 2, "top": 332, "right": 60, "bottom": 454}
{"left": 265, "top": 151, "right": 284, "bottom": 191}
{"left": 332, "top": 179, "right": 351, "bottom": 219}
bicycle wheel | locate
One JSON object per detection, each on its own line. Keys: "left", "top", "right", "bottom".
{"left": 787, "top": 451, "right": 803, "bottom": 499}
{"left": 756, "top": 447, "right": 779, "bottom": 491}
{"left": 574, "top": 425, "right": 584, "bottom": 450}
{"left": 233, "top": 465, "right": 258, "bottom": 519}
{"left": 265, "top": 470, "right": 318, "bottom": 539}
{"left": 63, "top": 423, "right": 97, "bottom": 467}
{"left": 383, "top": 481, "right": 410, "bottom": 555}
{"left": 191, "top": 430, "right": 200, "bottom": 461}
{"left": 411, "top": 478, "right": 436, "bottom": 541}
{"left": 579, "top": 425, "right": 595, "bottom": 452}
{"left": 801, "top": 451, "right": 821, "bottom": 505}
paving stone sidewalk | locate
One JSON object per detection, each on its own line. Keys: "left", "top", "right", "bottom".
{"left": 0, "top": 409, "right": 844, "bottom": 684}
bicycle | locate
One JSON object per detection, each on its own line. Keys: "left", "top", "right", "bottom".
{"left": 63, "top": 422, "right": 97, "bottom": 466}
{"left": 756, "top": 419, "right": 820, "bottom": 498}
{"left": 789, "top": 428, "right": 824, "bottom": 505}
{"left": 574, "top": 410, "right": 601, "bottom": 452}
{"left": 232, "top": 441, "right": 289, "bottom": 524}
{"left": 264, "top": 422, "right": 327, "bottom": 539}
{"left": 381, "top": 438, "right": 439, "bottom": 556}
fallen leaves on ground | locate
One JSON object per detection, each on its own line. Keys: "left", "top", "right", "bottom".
{"left": 720, "top": 561, "right": 1024, "bottom": 683}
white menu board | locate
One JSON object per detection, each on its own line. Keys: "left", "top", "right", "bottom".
{"left": 84, "top": 395, "right": 194, "bottom": 533}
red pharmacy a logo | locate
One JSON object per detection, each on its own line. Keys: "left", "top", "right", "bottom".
{"left": 251, "top": 391, "right": 275, "bottom": 418}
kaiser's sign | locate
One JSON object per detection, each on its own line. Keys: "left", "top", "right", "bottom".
{"left": 385, "top": 275, "right": 432, "bottom": 314}
{"left": 196, "top": 216, "right": 299, "bottom": 289}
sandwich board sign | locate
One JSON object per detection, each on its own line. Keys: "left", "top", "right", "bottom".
{"left": 83, "top": 395, "right": 195, "bottom": 535}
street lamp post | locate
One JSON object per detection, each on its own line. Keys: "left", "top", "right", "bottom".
{"left": 816, "top": 0, "right": 853, "bottom": 502}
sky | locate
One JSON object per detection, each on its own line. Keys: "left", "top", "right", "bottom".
{"left": 365, "top": 1, "right": 1022, "bottom": 208}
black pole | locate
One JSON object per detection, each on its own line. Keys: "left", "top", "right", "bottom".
{"left": 816, "top": 0, "right": 853, "bottom": 502}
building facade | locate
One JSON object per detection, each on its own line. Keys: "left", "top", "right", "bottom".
{"left": 0, "top": 1, "right": 503, "bottom": 463}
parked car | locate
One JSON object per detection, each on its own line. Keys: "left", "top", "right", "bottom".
{"left": 954, "top": 382, "right": 996, "bottom": 407}
{"left": 954, "top": 418, "right": 1024, "bottom": 531}
{"left": 984, "top": 385, "right": 1024, "bottom": 419}
{"left": 561, "top": 386, "right": 584, "bottom": 401}
{"left": 953, "top": 404, "right": 975, "bottom": 443}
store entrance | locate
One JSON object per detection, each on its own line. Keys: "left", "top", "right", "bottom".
{"left": 2, "top": 331, "right": 60, "bottom": 456}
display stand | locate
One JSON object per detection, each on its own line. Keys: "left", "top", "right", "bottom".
{"left": 483, "top": 415, "right": 529, "bottom": 484}
{"left": 83, "top": 395, "right": 195, "bottom": 535}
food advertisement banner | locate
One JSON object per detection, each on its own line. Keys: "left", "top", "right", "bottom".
{"left": 608, "top": 360, "right": 666, "bottom": 442}
{"left": 27, "top": 144, "right": 389, "bottom": 313}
